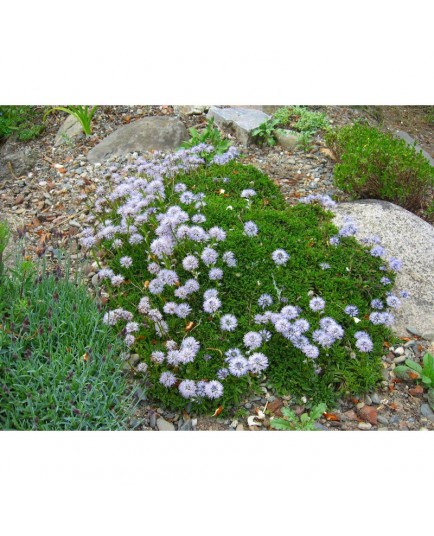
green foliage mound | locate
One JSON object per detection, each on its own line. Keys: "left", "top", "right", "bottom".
{"left": 86, "top": 152, "right": 398, "bottom": 415}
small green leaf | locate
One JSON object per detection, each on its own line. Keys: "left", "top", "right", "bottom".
{"left": 405, "top": 359, "right": 423, "bottom": 373}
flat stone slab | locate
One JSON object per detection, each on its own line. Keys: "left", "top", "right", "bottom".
{"left": 332, "top": 199, "right": 434, "bottom": 337}
{"left": 87, "top": 117, "right": 189, "bottom": 163}
{"left": 207, "top": 106, "right": 270, "bottom": 146}
{"left": 54, "top": 115, "right": 83, "bottom": 146}
{"left": 394, "top": 130, "right": 434, "bottom": 166}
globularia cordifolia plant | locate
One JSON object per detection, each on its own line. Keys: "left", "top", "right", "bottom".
{"left": 79, "top": 144, "right": 407, "bottom": 414}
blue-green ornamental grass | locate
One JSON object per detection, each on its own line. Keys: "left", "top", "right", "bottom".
{"left": 0, "top": 260, "right": 133, "bottom": 430}
{"left": 80, "top": 145, "right": 404, "bottom": 415}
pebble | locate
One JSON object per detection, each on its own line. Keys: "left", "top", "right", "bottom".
{"left": 180, "top": 420, "right": 193, "bottom": 431}
{"left": 393, "top": 346, "right": 405, "bottom": 356}
{"left": 393, "top": 355, "right": 407, "bottom": 364}
{"left": 406, "top": 326, "right": 423, "bottom": 337}
{"left": 356, "top": 402, "right": 365, "bottom": 410}
{"left": 364, "top": 395, "right": 372, "bottom": 406}
{"left": 420, "top": 404, "right": 434, "bottom": 421}
{"left": 149, "top": 412, "right": 157, "bottom": 429}
{"left": 377, "top": 415, "right": 389, "bottom": 425}
{"left": 236, "top": 424, "right": 244, "bottom": 431}
{"left": 156, "top": 417, "right": 175, "bottom": 431}
{"left": 371, "top": 393, "right": 381, "bottom": 405}
{"left": 244, "top": 403, "right": 252, "bottom": 409}
{"left": 358, "top": 422, "right": 372, "bottom": 430}
{"left": 230, "top": 420, "right": 238, "bottom": 428}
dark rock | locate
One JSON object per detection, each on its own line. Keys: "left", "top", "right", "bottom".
{"left": 0, "top": 138, "right": 38, "bottom": 180}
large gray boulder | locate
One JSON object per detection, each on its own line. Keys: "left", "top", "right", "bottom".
{"left": 87, "top": 117, "right": 189, "bottom": 163}
{"left": 207, "top": 106, "right": 270, "bottom": 146}
{"left": 0, "top": 138, "right": 38, "bottom": 180}
{"left": 332, "top": 199, "right": 434, "bottom": 338}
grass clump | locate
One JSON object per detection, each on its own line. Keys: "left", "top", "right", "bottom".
{"left": 0, "top": 105, "right": 46, "bottom": 141}
{"left": 0, "top": 255, "right": 133, "bottom": 430}
{"left": 326, "top": 122, "right": 434, "bottom": 213}
{"left": 81, "top": 146, "right": 402, "bottom": 416}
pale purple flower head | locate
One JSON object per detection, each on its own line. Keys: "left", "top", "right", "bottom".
{"left": 225, "top": 348, "right": 242, "bottom": 361}
{"left": 125, "top": 322, "right": 139, "bottom": 333}
{"left": 309, "top": 296, "right": 325, "bottom": 312}
{"left": 320, "top": 262, "right": 331, "bottom": 270}
{"left": 208, "top": 226, "right": 226, "bottom": 241}
{"left": 386, "top": 295, "right": 401, "bottom": 309}
{"left": 345, "top": 305, "right": 359, "bottom": 317}
{"left": 201, "top": 247, "right": 218, "bottom": 266}
{"left": 272, "top": 249, "right": 290, "bottom": 266}
{"left": 355, "top": 335, "right": 373, "bottom": 352}
{"left": 203, "top": 296, "right": 222, "bottom": 313}
{"left": 205, "top": 380, "right": 224, "bottom": 399}
{"left": 120, "top": 256, "right": 133, "bottom": 268}
{"left": 280, "top": 305, "right": 299, "bottom": 320}
{"left": 371, "top": 299, "right": 384, "bottom": 310}
{"left": 243, "top": 331, "right": 263, "bottom": 350}
{"left": 148, "top": 278, "right": 165, "bottom": 295}
{"left": 258, "top": 294, "right": 273, "bottom": 309}
{"left": 151, "top": 351, "right": 165, "bottom": 364}
{"left": 209, "top": 267, "right": 223, "bottom": 281}
{"left": 259, "top": 329, "right": 272, "bottom": 342}
{"left": 129, "top": 233, "right": 144, "bottom": 245}
{"left": 175, "top": 303, "right": 192, "bottom": 319}
{"left": 248, "top": 352, "right": 269, "bottom": 374}
{"left": 302, "top": 344, "right": 320, "bottom": 359}
{"left": 203, "top": 289, "right": 218, "bottom": 300}
{"left": 228, "top": 356, "right": 249, "bottom": 377}
{"left": 178, "top": 380, "right": 197, "bottom": 399}
{"left": 111, "top": 274, "right": 125, "bottom": 287}
{"left": 184, "top": 279, "right": 200, "bottom": 294}
{"left": 370, "top": 245, "right": 386, "bottom": 257}
{"left": 329, "top": 236, "right": 340, "bottom": 246}
{"left": 241, "top": 189, "right": 257, "bottom": 198}
{"left": 380, "top": 277, "right": 391, "bottom": 285}
{"left": 147, "top": 262, "right": 161, "bottom": 275}
{"left": 188, "top": 226, "right": 208, "bottom": 242}
{"left": 217, "top": 368, "right": 229, "bottom": 380}
{"left": 163, "top": 302, "right": 178, "bottom": 315}
{"left": 244, "top": 221, "right": 258, "bottom": 237}
{"left": 220, "top": 314, "right": 238, "bottom": 332}
{"left": 192, "top": 214, "right": 206, "bottom": 224}
{"left": 160, "top": 371, "right": 176, "bottom": 387}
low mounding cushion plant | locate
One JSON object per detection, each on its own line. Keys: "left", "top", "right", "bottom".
{"left": 80, "top": 145, "right": 404, "bottom": 414}
{"left": 326, "top": 122, "right": 434, "bottom": 212}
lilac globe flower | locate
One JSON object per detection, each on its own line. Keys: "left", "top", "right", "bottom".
{"left": 371, "top": 299, "right": 384, "bottom": 310}
{"left": 389, "top": 257, "right": 403, "bottom": 272}
{"left": 203, "top": 296, "right": 222, "bottom": 314}
{"left": 248, "top": 352, "right": 269, "bottom": 374}
{"left": 344, "top": 305, "right": 359, "bottom": 317}
{"left": 160, "top": 371, "right": 176, "bottom": 388}
{"left": 386, "top": 295, "right": 401, "bottom": 309}
{"left": 222, "top": 251, "right": 237, "bottom": 267}
{"left": 228, "top": 356, "right": 249, "bottom": 377}
{"left": 178, "top": 380, "right": 197, "bottom": 399}
{"left": 258, "top": 294, "right": 273, "bottom": 309}
{"left": 209, "top": 267, "right": 224, "bottom": 281}
{"left": 201, "top": 247, "right": 218, "bottom": 266}
{"left": 355, "top": 336, "right": 373, "bottom": 352}
{"left": 205, "top": 380, "right": 224, "bottom": 399}
{"left": 272, "top": 249, "right": 290, "bottom": 266}
{"left": 309, "top": 297, "right": 325, "bottom": 312}
{"left": 243, "top": 331, "right": 263, "bottom": 350}
{"left": 217, "top": 368, "right": 229, "bottom": 380}
{"left": 175, "top": 303, "right": 192, "bottom": 319}
{"left": 151, "top": 351, "right": 165, "bottom": 364}
{"left": 220, "top": 314, "right": 238, "bottom": 332}
{"left": 120, "top": 256, "right": 133, "bottom": 268}
{"left": 244, "top": 221, "right": 258, "bottom": 237}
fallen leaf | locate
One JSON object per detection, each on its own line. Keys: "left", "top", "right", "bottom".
{"left": 408, "top": 371, "right": 420, "bottom": 380}
{"left": 383, "top": 341, "right": 391, "bottom": 348}
{"left": 323, "top": 412, "right": 340, "bottom": 421}
{"left": 389, "top": 402, "right": 398, "bottom": 411}
{"left": 212, "top": 406, "right": 223, "bottom": 417}
{"left": 82, "top": 352, "right": 90, "bottom": 362}
{"left": 144, "top": 280, "right": 150, "bottom": 289}
{"left": 185, "top": 321, "right": 195, "bottom": 332}
{"left": 319, "top": 147, "right": 337, "bottom": 161}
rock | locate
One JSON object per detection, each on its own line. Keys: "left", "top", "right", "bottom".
{"left": 173, "top": 105, "right": 210, "bottom": 116}
{"left": 207, "top": 106, "right": 270, "bottom": 146}
{"left": 420, "top": 404, "right": 434, "bottom": 421}
{"left": 332, "top": 200, "right": 434, "bottom": 337}
{"left": 149, "top": 412, "right": 157, "bottom": 429}
{"left": 427, "top": 389, "right": 434, "bottom": 411}
{"left": 180, "top": 419, "right": 193, "bottom": 431}
{"left": 394, "top": 130, "right": 434, "bottom": 166}
{"left": 87, "top": 117, "right": 189, "bottom": 163}
{"left": 358, "top": 405, "right": 378, "bottom": 425}
{"left": 370, "top": 393, "right": 381, "bottom": 405}
{"left": 156, "top": 417, "right": 176, "bottom": 431}
{"left": 54, "top": 115, "right": 83, "bottom": 146}
{"left": 393, "top": 347, "right": 405, "bottom": 356}
{"left": 275, "top": 129, "right": 299, "bottom": 150}
{"left": 377, "top": 415, "right": 389, "bottom": 425}
{"left": 406, "top": 326, "right": 423, "bottom": 337}
{"left": 393, "top": 355, "right": 407, "bottom": 364}
{"left": 267, "top": 398, "right": 284, "bottom": 414}
{"left": 422, "top": 331, "right": 434, "bottom": 341}
{"left": 358, "top": 422, "right": 372, "bottom": 430}
{"left": 364, "top": 394, "right": 372, "bottom": 406}
{"left": 343, "top": 410, "right": 358, "bottom": 421}
{"left": 0, "top": 138, "right": 38, "bottom": 180}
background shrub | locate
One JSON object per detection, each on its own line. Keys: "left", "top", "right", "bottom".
{"left": 326, "top": 122, "right": 434, "bottom": 212}
{"left": 0, "top": 105, "right": 45, "bottom": 141}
